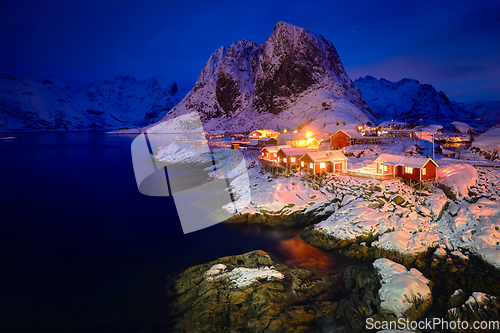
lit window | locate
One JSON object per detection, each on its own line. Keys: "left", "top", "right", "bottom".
{"left": 320, "top": 162, "right": 326, "bottom": 168}
{"left": 301, "top": 161, "right": 304, "bottom": 167}
{"left": 266, "top": 153, "right": 269, "bottom": 158}
{"left": 405, "top": 166, "right": 413, "bottom": 173}
{"left": 291, "top": 157, "right": 296, "bottom": 163}
{"left": 384, "top": 165, "right": 388, "bottom": 171}
{"left": 277, "top": 157, "right": 280, "bottom": 162}
{"left": 422, "top": 168, "right": 426, "bottom": 175}
{"left": 252, "top": 133, "right": 256, "bottom": 136}
{"left": 379, "top": 164, "right": 383, "bottom": 170}
{"left": 310, "top": 163, "right": 313, "bottom": 169}
{"left": 261, "top": 152, "right": 264, "bottom": 156}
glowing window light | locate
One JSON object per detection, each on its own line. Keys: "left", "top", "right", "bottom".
{"left": 310, "top": 163, "right": 313, "bottom": 169}
{"left": 320, "top": 162, "right": 326, "bottom": 168}
{"left": 291, "top": 157, "right": 296, "bottom": 163}
{"left": 405, "top": 166, "right": 413, "bottom": 173}
{"left": 301, "top": 161, "right": 304, "bottom": 167}
{"left": 422, "top": 168, "right": 426, "bottom": 175}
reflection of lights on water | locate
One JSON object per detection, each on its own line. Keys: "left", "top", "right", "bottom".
{"left": 280, "top": 236, "right": 332, "bottom": 271}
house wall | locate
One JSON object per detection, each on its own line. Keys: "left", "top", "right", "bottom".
{"left": 250, "top": 131, "right": 262, "bottom": 139}
{"left": 287, "top": 155, "right": 302, "bottom": 168}
{"left": 421, "top": 161, "right": 437, "bottom": 180}
{"left": 333, "top": 161, "right": 345, "bottom": 172}
{"left": 400, "top": 166, "right": 421, "bottom": 181}
{"left": 330, "top": 132, "right": 351, "bottom": 149}
{"left": 298, "top": 154, "right": 314, "bottom": 173}
{"left": 376, "top": 163, "right": 394, "bottom": 175}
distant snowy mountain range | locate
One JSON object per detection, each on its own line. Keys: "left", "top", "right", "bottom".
{"left": 353, "top": 75, "right": 500, "bottom": 124}
{"left": 1, "top": 22, "right": 498, "bottom": 132}
{"left": 0, "top": 73, "right": 185, "bottom": 130}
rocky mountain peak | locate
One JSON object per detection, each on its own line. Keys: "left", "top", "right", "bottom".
{"left": 154, "top": 22, "right": 374, "bottom": 133}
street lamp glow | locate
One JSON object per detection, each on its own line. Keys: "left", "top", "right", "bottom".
{"left": 306, "top": 131, "right": 312, "bottom": 138}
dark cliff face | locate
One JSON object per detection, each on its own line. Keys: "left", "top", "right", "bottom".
{"left": 215, "top": 40, "right": 261, "bottom": 117}
{"left": 252, "top": 22, "right": 359, "bottom": 115}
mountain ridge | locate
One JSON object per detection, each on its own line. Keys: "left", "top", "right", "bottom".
{"left": 354, "top": 75, "right": 500, "bottom": 125}
{"left": 0, "top": 73, "right": 186, "bottom": 131}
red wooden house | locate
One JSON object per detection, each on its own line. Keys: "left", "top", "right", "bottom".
{"left": 330, "top": 129, "right": 383, "bottom": 149}
{"left": 249, "top": 129, "right": 279, "bottom": 140}
{"left": 259, "top": 145, "right": 291, "bottom": 164}
{"left": 299, "top": 151, "right": 348, "bottom": 174}
{"left": 230, "top": 134, "right": 246, "bottom": 141}
{"left": 374, "top": 154, "right": 438, "bottom": 181}
{"left": 257, "top": 137, "right": 278, "bottom": 147}
{"left": 276, "top": 147, "right": 309, "bottom": 168}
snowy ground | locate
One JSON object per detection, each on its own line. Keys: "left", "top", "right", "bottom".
{"left": 154, "top": 139, "right": 500, "bottom": 270}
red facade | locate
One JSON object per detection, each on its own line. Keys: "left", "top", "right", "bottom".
{"left": 298, "top": 154, "right": 347, "bottom": 174}
{"left": 376, "top": 160, "right": 438, "bottom": 180}
{"left": 276, "top": 150, "right": 302, "bottom": 168}
{"left": 330, "top": 131, "right": 351, "bottom": 149}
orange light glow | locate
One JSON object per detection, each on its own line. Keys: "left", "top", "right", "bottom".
{"left": 280, "top": 237, "right": 332, "bottom": 271}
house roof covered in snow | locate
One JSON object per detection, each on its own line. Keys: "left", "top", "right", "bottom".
{"left": 374, "top": 153, "right": 439, "bottom": 168}
{"left": 278, "top": 147, "right": 310, "bottom": 156}
{"left": 277, "top": 133, "right": 307, "bottom": 141}
{"left": 261, "top": 145, "right": 291, "bottom": 153}
{"left": 331, "top": 129, "right": 365, "bottom": 139}
{"left": 302, "top": 150, "right": 347, "bottom": 162}
{"left": 258, "top": 137, "right": 277, "bottom": 142}
{"left": 251, "top": 129, "right": 278, "bottom": 136}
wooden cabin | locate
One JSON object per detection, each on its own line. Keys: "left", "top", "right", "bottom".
{"left": 257, "top": 137, "right": 278, "bottom": 147}
{"left": 249, "top": 129, "right": 279, "bottom": 140}
{"left": 330, "top": 129, "right": 366, "bottom": 149}
{"left": 276, "top": 147, "right": 309, "bottom": 168}
{"left": 259, "top": 145, "right": 292, "bottom": 164}
{"left": 299, "top": 151, "right": 348, "bottom": 174}
{"left": 374, "top": 153, "right": 438, "bottom": 181}
{"left": 230, "top": 134, "right": 246, "bottom": 141}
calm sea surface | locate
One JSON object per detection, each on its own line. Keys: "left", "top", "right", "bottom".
{"left": 0, "top": 132, "right": 358, "bottom": 332}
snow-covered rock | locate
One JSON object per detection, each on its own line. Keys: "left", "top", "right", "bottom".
{"left": 373, "top": 258, "right": 431, "bottom": 317}
{"left": 471, "top": 126, "right": 500, "bottom": 160}
{"left": 437, "top": 164, "right": 478, "bottom": 200}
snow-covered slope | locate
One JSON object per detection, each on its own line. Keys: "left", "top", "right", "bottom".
{"left": 0, "top": 73, "right": 186, "bottom": 130}
{"left": 354, "top": 76, "right": 500, "bottom": 124}
{"left": 150, "top": 22, "right": 375, "bottom": 133}
{"left": 471, "top": 125, "right": 500, "bottom": 160}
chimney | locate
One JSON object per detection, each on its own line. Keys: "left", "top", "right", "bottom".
{"left": 426, "top": 155, "right": 429, "bottom": 158}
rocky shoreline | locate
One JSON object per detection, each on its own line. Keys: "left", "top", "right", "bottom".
{"left": 169, "top": 248, "right": 499, "bottom": 333}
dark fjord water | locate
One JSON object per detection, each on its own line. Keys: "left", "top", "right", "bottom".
{"left": 0, "top": 132, "right": 357, "bottom": 332}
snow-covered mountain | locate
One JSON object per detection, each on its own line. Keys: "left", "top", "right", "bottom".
{"left": 148, "top": 22, "right": 375, "bottom": 133}
{"left": 354, "top": 75, "right": 500, "bottom": 124}
{"left": 0, "top": 73, "right": 185, "bottom": 131}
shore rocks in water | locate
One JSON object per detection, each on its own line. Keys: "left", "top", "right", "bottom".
{"left": 446, "top": 292, "right": 500, "bottom": 333}
{"left": 170, "top": 250, "right": 344, "bottom": 333}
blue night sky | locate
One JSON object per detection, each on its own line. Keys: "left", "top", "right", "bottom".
{"left": 1, "top": 0, "right": 499, "bottom": 103}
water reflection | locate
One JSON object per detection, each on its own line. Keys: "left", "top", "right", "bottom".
{"left": 280, "top": 236, "right": 332, "bottom": 272}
